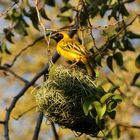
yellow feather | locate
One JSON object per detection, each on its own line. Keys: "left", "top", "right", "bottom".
{"left": 55, "top": 32, "right": 95, "bottom": 77}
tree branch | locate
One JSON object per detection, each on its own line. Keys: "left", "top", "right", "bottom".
{"left": 5, "top": 35, "right": 45, "bottom": 68}
{"left": 3, "top": 52, "right": 60, "bottom": 140}
{"left": 32, "top": 112, "right": 44, "bottom": 140}
{"left": 50, "top": 121, "right": 59, "bottom": 140}
{"left": 118, "top": 123, "right": 140, "bottom": 129}
{"left": 0, "top": 0, "right": 20, "bottom": 18}
{"left": 0, "top": 66, "right": 29, "bottom": 84}
{"left": 0, "top": 121, "right": 5, "bottom": 124}
{"left": 100, "top": 14, "right": 140, "bottom": 53}
{"left": 81, "top": 0, "right": 98, "bottom": 50}
{"left": 2, "top": 8, "right": 78, "bottom": 138}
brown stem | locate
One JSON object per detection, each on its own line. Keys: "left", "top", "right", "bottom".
{"left": 51, "top": 121, "right": 59, "bottom": 140}
{"left": 3, "top": 52, "right": 60, "bottom": 140}
{"left": 32, "top": 113, "right": 44, "bottom": 140}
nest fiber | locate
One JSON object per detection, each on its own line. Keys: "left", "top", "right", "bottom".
{"left": 35, "top": 66, "right": 101, "bottom": 135}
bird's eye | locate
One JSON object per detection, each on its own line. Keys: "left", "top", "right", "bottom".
{"left": 51, "top": 32, "right": 64, "bottom": 42}
{"left": 57, "top": 33, "right": 63, "bottom": 39}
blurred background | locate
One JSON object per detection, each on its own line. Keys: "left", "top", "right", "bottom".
{"left": 0, "top": 0, "right": 140, "bottom": 139}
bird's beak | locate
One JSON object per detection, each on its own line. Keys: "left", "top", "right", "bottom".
{"left": 50, "top": 34, "right": 58, "bottom": 40}
{"left": 50, "top": 32, "right": 63, "bottom": 42}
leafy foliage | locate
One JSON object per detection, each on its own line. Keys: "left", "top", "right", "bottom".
{"left": 135, "top": 54, "right": 140, "bottom": 69}
{"left": 0, "top": 0, "right": 140, "bottom": 139}
{"left": 83, "top": 86, "right": 122, "bottom": 128}
{"left": 132, "top": 73, "right": 140, "bottom": 87}
{"left": 0, "top": 43, "right": 11, "bottom": 54}
{"left": 45, "top": 0, "right": 55, "bottom": 7}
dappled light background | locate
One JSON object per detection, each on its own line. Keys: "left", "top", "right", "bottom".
{"left": 0, "top": 0, "right": 140, "bottom": 140}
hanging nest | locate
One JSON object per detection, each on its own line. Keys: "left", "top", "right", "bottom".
{"left": 35, "top": 66, "right": 104, "bottom": 136}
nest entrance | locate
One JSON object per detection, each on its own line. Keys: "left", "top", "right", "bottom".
{"left": 35, "top": 66, "right": 102, "bottom": 136}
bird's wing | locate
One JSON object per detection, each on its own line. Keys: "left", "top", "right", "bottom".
{"left": 59, "top": 39, "right": 89, "bottom": 56}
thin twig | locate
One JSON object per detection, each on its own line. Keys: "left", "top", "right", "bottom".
{"left": 6, "top": 35, "right": 45, "bottom": 68}
{"left": 106, "top": 76, "right": 125, "bottom": 96}
{"left": 0, "top": 0, "right": 20, "bottom": 18}
{"left": 100, "top": 14, "right": 140, "bottom": 52}
{"left": 35, "top": 0, "right": 52, "bottom": 63}
{"left": 32, "top": 112, "right": 44, "bottom": 140}
{"left": 0, "top": 66, "right": 29, "bottom": 84}
{"left": 0, "top": 24, "right": 15, "bottom": 46}
{"left": 118, "top": 123, "right": 140, "bottom": 129}
{"left": 50, "top": 121, "right": 59, "bottom": 140}
{"left": 105, "top": 74, "right": 140, "bottom": 109}
{"left": 81, "top": 0, "right": 98, "bottom": 51}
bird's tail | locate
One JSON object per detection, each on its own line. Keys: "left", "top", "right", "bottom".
{"left": 85, "top": 62, "right": 95, "bottom": 77}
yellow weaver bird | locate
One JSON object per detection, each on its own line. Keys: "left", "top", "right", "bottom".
{"left": 51, "top": 32, "right": 95, "bottom": 77}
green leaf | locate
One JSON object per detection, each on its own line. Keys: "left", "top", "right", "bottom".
{"left": 107, "top": 101, "right": 117, "bottom": 111}
{"left": 95, "top": 54, "right": 102, "bottom": 66}
{"left": 105, "top": 131, "right": 112, "bottom": 138}
{"left": 83, "top": 96, "right": 97, "bottom": 116}
{"left": 40, "top": 8, "right": 50, "bottom": 20}
{"left": 83, "top": 101, "right": 93, "bottom": 116}
{"left": 135, "top": 54, "right": 140, "bottom": 69}
{"left": 95, "top": 116, "right": 105, "bottom": 129}
{"left": 86, "top": 0, "right": 93, "bottom": 5}
{"left": 45, "top": 0, "right": 55, "bottom": 7}
{"left": 113, "top": 52, "right": 123, "bottom": 66}
{"left": 59, "top": 16, "right": 71, "bottom": 22}
{"left": 108, "top": 85, "right": 119, "bottom": 93}
{"left": 3, "top": 28, "right": 14, "bottom": 43}
{"left": 132, "top": 73, "right": 140, "bottom": 86}
{"left": 117, "top": 41, "right": 127, "bottom": 51}
{"left": 5, "top": 46, "right": 12, "bottom": 55}
{"left": 62, "top": 0, "right": 70, "bottom": 3}
{"left": 10, "top": 8, "right": 21, "bottom": 21}
{"left": 60, "top": 3, "right": 72, "bottom": 13}
{"left": 112, "top": 125, "right": 121, "bottom": 138}
{"left": 57, "top": 10, "right": 72, "bottom": 17}
{"left": 100, "top": 93, "right": 114, "bottom": 104}
{"left": 109, "top": 4, "right": 118, "bottom": 20}
{"left": 14, "top": 20, "right": 28, "bottom": 36}
{"left": 107, "top": 56, "right": 113, "bottom": 71}
{"left": 24, "top": 7, "right": 39, "bottom": 30}
{"left": 137, "top": 99, "right": 140, "bottom": 108}
{"left": 79, "top": 11, "right": 88, "bottom": 25}
{"left": 93, "top": 101, "right": 106, "bottom": 119}
{"left": 123, "top": 39, "right": 135, "bottom": 51}
{"left": 0, "top": 43, "right": 5, "bottom": 53}
{"left": 22, "top": 17, "right": 29, "bottom": 27}
{"left": 120, "top": 4, "right": 129, "bottom": 16}
{"left": 0, "top": 43, "right": 11, "bottom": 55}
{"left": 112, "top": 95, "right": 122, "bottom": 102}
{"left": 100, "top": 5, "right": 108, "bottom": 17}
{"left": 88, "top": 4, "right": 99, "bottom": 18}
{"left": 127, "top": 31, "right": 140, "bottom": 39}
{"left": 30, "top": 13, "right": 39, "bottom": 30}
{"left": 96, "top": 86, "right": 106, "bottom": 97}
{"left": 103, "top": 25, "right": 117, "bottom": 37}
{"left": 108, "top": 110, "right": 116, "bottom": 119}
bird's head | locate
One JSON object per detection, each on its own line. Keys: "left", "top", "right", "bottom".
{"left": 51, "top": 32, "right": 69, "bottom": 42}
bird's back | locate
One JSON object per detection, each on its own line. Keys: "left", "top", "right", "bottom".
{"left": 56, "top": 37, "right": 89, "bottom": 64}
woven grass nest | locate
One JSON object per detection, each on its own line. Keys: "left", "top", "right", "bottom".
{"left": 35, "top": 65, "right": 103, "bottom": 136}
